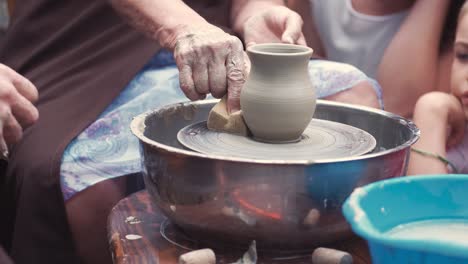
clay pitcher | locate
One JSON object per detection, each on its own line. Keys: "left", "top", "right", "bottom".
{"left": 240, "top": 43, "right": 316, "bottom": 143}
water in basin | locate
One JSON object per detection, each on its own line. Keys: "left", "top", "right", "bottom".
{"left": 385, "top": 219, "right": 468, "bottom": 246}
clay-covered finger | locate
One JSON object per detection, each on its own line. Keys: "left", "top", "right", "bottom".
{"left": 178, "top": 64, "right": 204, "bottom": 100}
{"left": 226, "top": 37, "right": 246, "bottom": 113}
{"left": 208, "top": 59, "right": 227, "bottom": 98}
{"left": 243, "top": 52, "right": 251, "bottom": 77}
{"left": 192, "top": 62, "right": 210, "bottom": 95}
{"left": 175, "top": 42, "right": 205, "bottom": 100}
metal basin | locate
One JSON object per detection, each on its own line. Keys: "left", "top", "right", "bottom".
{"left": 130, "top": 99, "right": 419, "bottom": 252}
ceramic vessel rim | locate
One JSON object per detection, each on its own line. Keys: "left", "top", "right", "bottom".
{"left": 342, "top": 174, "right": 468, "bottom": 259}
{"left": 247, "top": 43, "right": 313, "bottom": 57}
{"left": 130, "top": 99, "right": 420, "bottom": 165}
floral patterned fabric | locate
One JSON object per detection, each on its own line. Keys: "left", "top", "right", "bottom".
{"left": 60, "top": 50, "right": 383, "bottom": 201}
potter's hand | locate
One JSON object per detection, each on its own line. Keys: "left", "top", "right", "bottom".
{"left": 242, "top": 6, "right": 306, "bottom": 48}
{"left": 0, "top": 64, "right": 39, "bottom": 157}
{"left": 163, "top": 24, "right": 247, "bottom": 113}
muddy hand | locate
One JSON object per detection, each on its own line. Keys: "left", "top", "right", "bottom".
{"left": 162, "top": 24, "right": 247, "bottom": 113}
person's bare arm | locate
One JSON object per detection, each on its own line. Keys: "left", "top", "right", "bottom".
{"left": 407, "top": 92, "right": 465, "bottom": 175}
{"left": 110, "top": 0, "right": 246, "bottom": 112}
{"left": 110, "top": 0, "right": 209, "bottom": 47}
{"left": 378, "top": 0, "right": 450, "bottom": 117}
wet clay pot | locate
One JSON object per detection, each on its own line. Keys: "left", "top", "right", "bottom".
{"left": 240, "top": 43, "right": 316, "bottom": 143}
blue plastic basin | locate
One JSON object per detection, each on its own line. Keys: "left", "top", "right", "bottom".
{"left": 343, "top": 174, "right": 468, "bottom": 264}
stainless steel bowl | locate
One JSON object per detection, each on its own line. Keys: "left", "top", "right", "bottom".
{"left": 131, "top": 99, "right": 419, "bottom": 252}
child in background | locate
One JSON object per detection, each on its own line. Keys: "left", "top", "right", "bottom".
{"left": 407, "top": 2, "right": 468, "bottom": 175}
{"left": 287, "top": 0, "right": 464, "bottom": 117}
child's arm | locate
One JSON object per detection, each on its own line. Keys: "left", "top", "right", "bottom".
{"left": 407, "top": 92, "right": 465, "bottom": 175}
{"left": 378, "top": 0, "right": 451, "bottom": 117}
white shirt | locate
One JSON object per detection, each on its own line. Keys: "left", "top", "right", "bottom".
{"left": 310, "top": 0, "right": 410, "bottom": 78}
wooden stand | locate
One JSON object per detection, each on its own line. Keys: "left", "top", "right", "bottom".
{"left": 107, "top": 190, "right": 371, "bottom": 264}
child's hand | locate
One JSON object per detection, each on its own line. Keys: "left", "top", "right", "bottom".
{"left": 414, "top": 92, "right": 465, "bottom": 148}
{"left": 408, "top": 92, "right": 462, "bottom": 175}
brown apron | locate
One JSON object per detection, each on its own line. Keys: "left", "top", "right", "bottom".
{"left": 0, "top": 0, "right": 230, "bottom": 263}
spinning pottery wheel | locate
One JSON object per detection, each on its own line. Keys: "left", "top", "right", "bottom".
{"left": 177, "top": 119, "right": 376, "bottom": 161}
{"left": 130, "top": 99, "right": 420, "bottom": 253}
